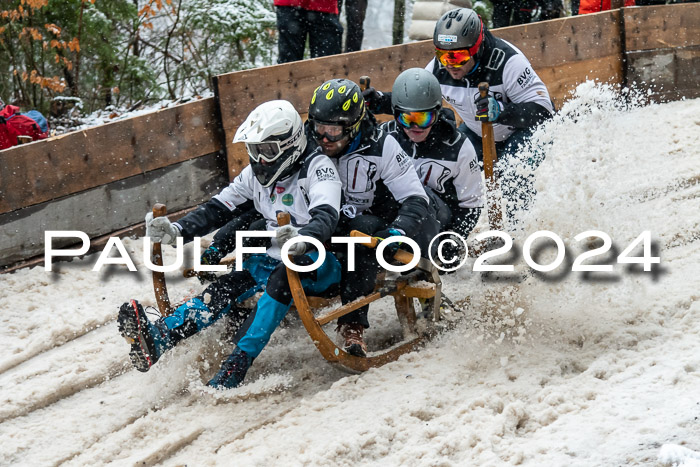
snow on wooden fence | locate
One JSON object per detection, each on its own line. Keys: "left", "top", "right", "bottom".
{"left": 1, "top": 3, "right": 698, "bottom": 270}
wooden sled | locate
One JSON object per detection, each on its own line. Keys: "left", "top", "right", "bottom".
{"left": 150, "top": 206, "right": 444, "bottom": 373}
{"left": 283, "top": 223, "right": 443, "bottom": 372}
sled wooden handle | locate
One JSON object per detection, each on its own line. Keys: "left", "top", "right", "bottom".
{"left": 478, "top": 82, "right": 504, "bottom": 232}
{"left": 359, "top": 76, "right": 371, "bottom": 91}
{"left": 152, "top": 203, "right": 173, "bottom": 316}
{"left": 277, "top": 211, "right": 291, "bottom": 227}
{"left": 349, "top": 230, "right": 416, "bottom": 266}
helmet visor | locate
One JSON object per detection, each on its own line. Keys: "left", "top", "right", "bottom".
{"left": 435, "top": 48, "right": 473, "bottom": 68}
{"left": 396, "top": 110, "right": 438, "bottom": 129}
{"left": 312, "top": 121, "right": 347, "bottom": 142}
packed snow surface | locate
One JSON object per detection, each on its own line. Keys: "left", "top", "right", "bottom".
{"left": 1, "top": 84, "right": 699, "bottom": 465}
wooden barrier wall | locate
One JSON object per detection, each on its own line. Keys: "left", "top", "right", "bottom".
{"left": 1, "top": 4, "right": 698, "bottom": 270}
{"left": 0, "top": 99, "right": 228, "bottom": 268}
{"left": 624, "top": 4, "right": 700, "bottom": 102}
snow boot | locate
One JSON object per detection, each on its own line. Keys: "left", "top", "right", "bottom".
{"left": 207, "top": 347, "right": 253, "bottom": 389}
{"left": 118, "top": 300, "right": 173, "bottom": 372}
{"left": 338, "top": 322, "right": 367, "bottom": 358}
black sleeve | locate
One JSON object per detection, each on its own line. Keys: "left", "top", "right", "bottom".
{"left": 448, "top": 207, "right": 482, "bottom": 239}
{"left": 390, "top": 195, "right": 429, "bottom": 234}
{"left": 175, "top": 198, "right": 254, "bottom": 243}
{"left": 441, "top": 107, "right": 456, "bottom": 123}
{"left": 368, "top": 91, "right": 394, "bottom": 115}
{"left": 209, "top": 208, "right": 264, "bottom": 255}
{"left": 497, "top": 102, "right": 552, "bottom": 129}
{"left": 298, "top": 204, "right": 339, "bottom": 243}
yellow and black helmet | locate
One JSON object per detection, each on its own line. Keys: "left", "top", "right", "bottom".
{"left": 308, "top": 78, "right": 366, "bottom": 141}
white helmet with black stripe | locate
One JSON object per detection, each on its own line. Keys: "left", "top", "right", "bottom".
{"left": 234, "top": 100, "right": 307, "bottom": 187}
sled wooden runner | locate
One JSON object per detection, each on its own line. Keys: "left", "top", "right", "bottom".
{"left": 279, "top": 212, "right": 441, "bottom": 372}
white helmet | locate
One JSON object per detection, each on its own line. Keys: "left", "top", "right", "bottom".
{"left": 234, "top": 100, "right": 307, "bottom": 187}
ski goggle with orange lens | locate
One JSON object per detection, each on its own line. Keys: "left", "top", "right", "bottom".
{"left": 435, "top": 48, "right": 475, "bottom": 68}
{"left": 395, "top": 110, "right": 438, "bottom": 129}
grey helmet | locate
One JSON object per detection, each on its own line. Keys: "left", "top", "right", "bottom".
{"left": 433, "top": 8, "right": 484, "bottom": 52}
{"left": 391, "top": 68, "right": 442, "bottom": 113}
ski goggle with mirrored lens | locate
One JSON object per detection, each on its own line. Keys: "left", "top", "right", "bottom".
{"left": 435, "top": 48, "right": 475, "bottom": 68}
{"left": 395, "top": 110, "right": 438, "bottom": 129}
{"left": 312, "top": 121, "right": 347, "bottom": 142}
{"left": 246, "top": 126, "right": 302, "bottom": 162}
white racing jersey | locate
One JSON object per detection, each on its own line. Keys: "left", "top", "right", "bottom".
{"left": 333, "top": 127, "right": 428, "bottom": 217}
{"left": 382, "top": 117, "right": 484, "bottom": 210}
{"left": 213, "top": 153, "right": 341, "bottom": 259}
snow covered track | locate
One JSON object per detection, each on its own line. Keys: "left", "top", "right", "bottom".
{"left": 2, "top": 89, "right": 700, "bottom": 465}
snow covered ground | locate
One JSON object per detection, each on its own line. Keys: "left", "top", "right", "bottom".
{"left": 1, "top": 84, "right": 699, "bottom": 466}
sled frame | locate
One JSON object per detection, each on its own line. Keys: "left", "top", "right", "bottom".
{"left": 279, "top": 213, "right": 443, "bottom": 372}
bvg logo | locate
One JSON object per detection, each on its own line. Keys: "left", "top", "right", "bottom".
{"left": 517, "top": 67, "right": 533, "bottom": 87}
{"left": 315, "top": 167, "right": 337, "bottom": 181}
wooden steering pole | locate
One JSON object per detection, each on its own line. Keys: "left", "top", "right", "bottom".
{"left": 151, "top": 203, "right": 173, "bottom": 316}
{"left": 478, "top": 82, "right": 504, "bottom": 232}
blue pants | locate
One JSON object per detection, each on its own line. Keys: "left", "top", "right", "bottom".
{"left": 234, "top": 251, "right": 342, "bottom": 358}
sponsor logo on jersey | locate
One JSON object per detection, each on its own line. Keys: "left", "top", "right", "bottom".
{"left": 417, "top": 161, "right": 451, "bottom": 193}
{"left": 437, "top": 34, "right": 457, "bottom": 44}
{"left": 345, "top": 194, "right": 369, "bottom": 205}
{"left": 315, "top": 167, "right": 337, "bottom": 182}
{"left": 346, "top": 156, "right": 377, "bottom": 194}
{"left": 396, "top": 151, "right": 412, "bottom": 172}
{"left": 444, "top": 95, "right": 458, "bottom": 105}
{"left": 517, "top": 67, "right": 534, "bottom": 88}
{"left": 276, "top": 186, "right": 285, "bottom": 194}
{"left": 486, "top": 48, "right": 505, "bottom": 71}
{"left": 282, "top": 194, "right": 294, "bottom": 206}
{"left": 469, "top": 158, "right": 479, "bottom": 174}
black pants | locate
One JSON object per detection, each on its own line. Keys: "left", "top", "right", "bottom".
{"left": 276, "top": 6, "right": 343, "bottom": 63}
{"left": 338, "top": 0, "right": 368, "bottom": 52}
{"left": 492, "top": 0, "right": 536, "bottom": 28}
{"left": 334, "top": 203, "right": 442, "bottom": 328}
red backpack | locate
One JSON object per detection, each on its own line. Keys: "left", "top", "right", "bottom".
{"left": 0, "top": 105, "right": 50, "bottom": 150}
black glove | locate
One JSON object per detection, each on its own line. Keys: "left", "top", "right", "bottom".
{"left": 362, "top": 87, "right": 384, "bottom": 114}
{"left": 200, "top": 245, "right": 224, "bottom": 266}
{"left": 374, "top": 228, "right": 403, "bottom": 263}
{"left": 435, "top": 239, "right": 466, "bottom": 275}
{"left": 474, "top": 93, "right": 502, "bottom": 122}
